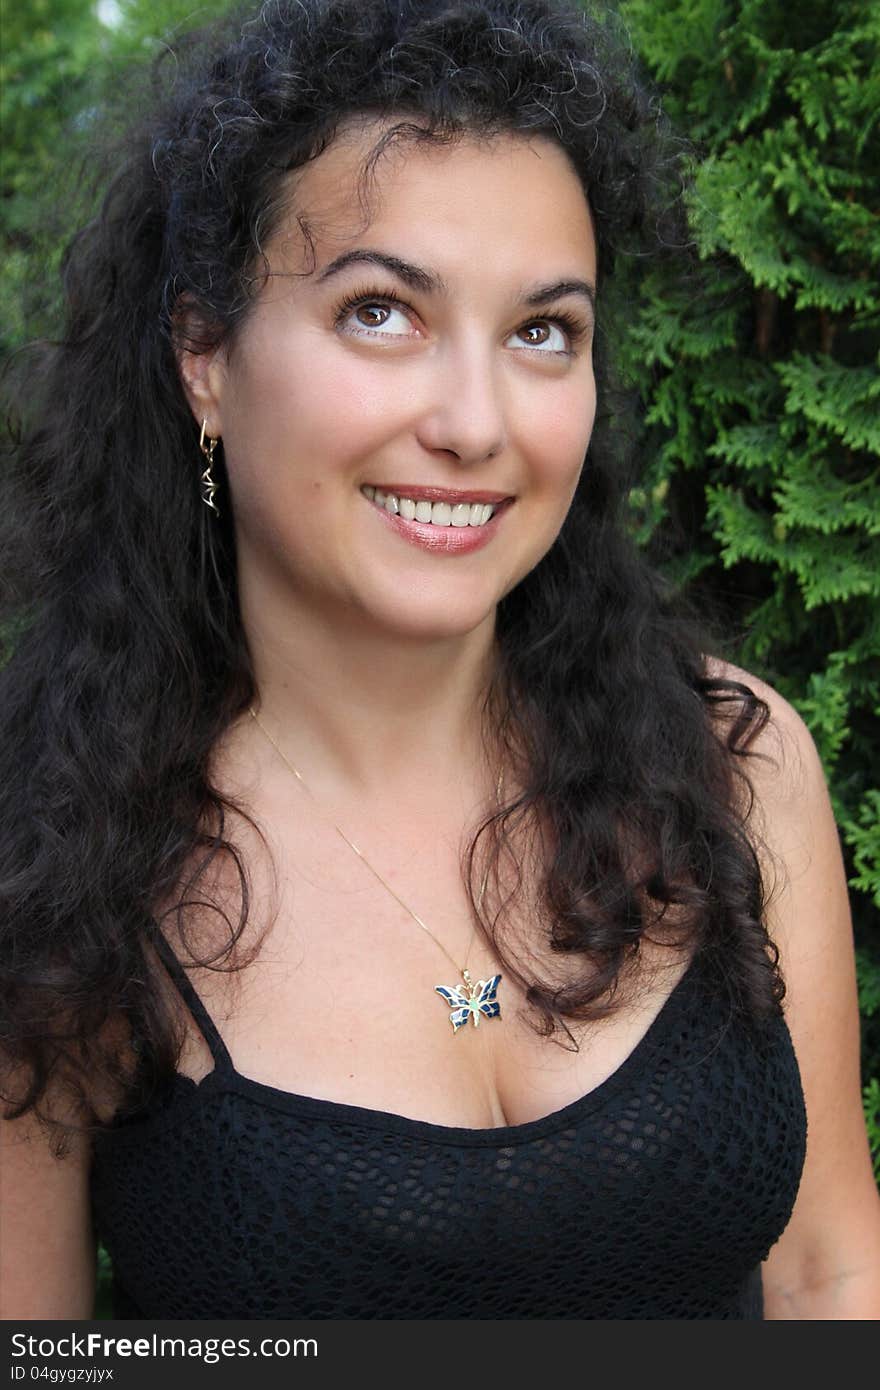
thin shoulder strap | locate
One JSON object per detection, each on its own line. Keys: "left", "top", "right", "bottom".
{"left": 149, "top": 929, "right": 235, "bottom": 1074}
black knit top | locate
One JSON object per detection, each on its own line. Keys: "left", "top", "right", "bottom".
{"left": 89, "top": 934, "right": 806, "bottom": 1319}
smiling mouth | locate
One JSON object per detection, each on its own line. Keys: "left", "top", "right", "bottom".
{"left": 360, "top": 484, "right": 509, "bottom": 527}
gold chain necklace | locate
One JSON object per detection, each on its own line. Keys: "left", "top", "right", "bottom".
{"left": 249, "top": 706, "right": 503, "bottom": 1033}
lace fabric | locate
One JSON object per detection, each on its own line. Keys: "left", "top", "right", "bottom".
{"left": 90, "top": 941, "right": 806, "bottom": 1319}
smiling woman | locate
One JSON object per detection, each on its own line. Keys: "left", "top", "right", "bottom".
{"left": 2, "top": 0, "right": 878, "bottom": 1323}
{"left": 179, "top": 130, "right": 597, "bottom": 643}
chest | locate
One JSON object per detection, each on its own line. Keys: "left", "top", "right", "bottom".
{"left": 93, "top": 956, "right": 807, "bottom": 1320}
{"left": 169, "top": 811, "right": 694, "bottom": 1129}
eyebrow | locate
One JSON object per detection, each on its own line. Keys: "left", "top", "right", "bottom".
{"left": 316, "top": 249, "right": 596, "bottom": 313}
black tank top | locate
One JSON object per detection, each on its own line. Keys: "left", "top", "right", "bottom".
{"left": 90, "top": 935, "right": 806, "bottom": 1319}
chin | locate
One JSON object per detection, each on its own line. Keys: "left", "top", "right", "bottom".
{"left": 363, "top": 594, "right": 499, "bottom": 645}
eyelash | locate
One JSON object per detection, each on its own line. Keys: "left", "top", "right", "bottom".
{"left": 332, "top": 285, "right": 589, "bottom": 357}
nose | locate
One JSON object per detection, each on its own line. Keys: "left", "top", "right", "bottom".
{"left": 415, "top": 340, "right": 508, "bottom": 465}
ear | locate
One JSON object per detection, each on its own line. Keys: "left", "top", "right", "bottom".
{"left": 173, "top": 299, "right": 229, "bottom": 439}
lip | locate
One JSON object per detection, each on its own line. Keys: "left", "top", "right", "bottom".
{"left": 364, "top": 484, "right": 513, "bottom": 505}
{"left": 364, "top": 492, "right": 512, "bottom": 555}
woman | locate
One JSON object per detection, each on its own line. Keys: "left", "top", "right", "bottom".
{"left": 1, "top": 0, "right": 878, "bottom": 1320}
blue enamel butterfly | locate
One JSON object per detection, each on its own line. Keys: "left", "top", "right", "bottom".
{"left": 435, "top": 973, "right": 502, "bottom": 1032}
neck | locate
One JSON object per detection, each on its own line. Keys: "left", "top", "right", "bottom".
{"left": 236, "top": 581, "right": 500, "bottom": 803}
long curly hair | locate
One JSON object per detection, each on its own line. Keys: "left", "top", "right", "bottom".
{"left": 1, "top": 0, "right": 781, "bottom": 1148}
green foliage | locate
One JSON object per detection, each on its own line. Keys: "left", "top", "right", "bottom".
{"left": 863, "top": 1077, "right": 880, "bottom": 1183}
{"left": 850, "top": 800, "right": 880, "bottom": 912}
{"left": 94, "top": 1244, "right": 113, "bottom": 1318}
{"left": 858, "top": 946, "right": 880, "bottom": 1019}
{"left": 0, "top": 0, "right": 102, "bottom": 345}
{"left": 859, "top": 948, "right": 880, "bottom": 1181}
{"left": 619, "top": 0, "right": 880, "bottom": 1153}
{"left": 0, "top": 0, "right": 237, "bottom": 352}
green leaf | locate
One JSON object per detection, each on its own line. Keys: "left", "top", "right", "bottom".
{"left": 776, "top": 355, "right": 880, "bottom": 456}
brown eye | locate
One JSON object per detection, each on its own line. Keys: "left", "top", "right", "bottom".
{"left": 520, "top": 323, "right": 551, "bottom": 345}
{"left": 356, "top": 304, "right": 391, "bottom": 327}
{"left": 334, "top": 292, "right": 415, "bottom": 337}
{"left": 508, "top": 318, "right": 572, "bottom": 354}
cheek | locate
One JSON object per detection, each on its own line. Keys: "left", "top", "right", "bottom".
{"left": 296, "top": 357, "right": 415, "bottom": 471}
{"left": 529, "top": 386, "right": 596, "bottom": 502}
{"left": 287, "top": 367, "right": 402, "bottom": 469}
{"left": 224, "top": 342, "right": 405, "bottom": 492}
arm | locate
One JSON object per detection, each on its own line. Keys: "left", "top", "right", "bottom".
{"left": 720, "top": 664, "right": 880, "bottom": 1318}
{"left": 0, "top": 1091, "right": 96, "bottom": 1319}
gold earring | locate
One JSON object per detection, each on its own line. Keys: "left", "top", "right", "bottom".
{"left": 198, "top": 419, "right": 220, "bottom": 516}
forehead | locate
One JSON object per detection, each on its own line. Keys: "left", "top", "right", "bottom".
{"left": 266, "top": 120, "right": 596, "bottom": 281}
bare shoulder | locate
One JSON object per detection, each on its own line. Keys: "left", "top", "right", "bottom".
{"left": 704, "top": 653, "right": 845, "bottom": 983}
{"left": 706, "top": 657, "right": 880, "bottom": 1316}
{"left": 703, "top": 654, "right": 836, "bottom": 900}
{"left": 703, "top": 654, "right": 821, "bottom": 807}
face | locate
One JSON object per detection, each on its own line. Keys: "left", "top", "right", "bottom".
{"left": 182, "top": 124, "right": 598, "bottom": 645}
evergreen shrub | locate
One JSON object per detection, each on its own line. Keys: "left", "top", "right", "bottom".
{"left": 617, "top": 0, "right": 880, "bottom": 1173}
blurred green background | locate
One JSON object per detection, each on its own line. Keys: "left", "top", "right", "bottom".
{"left": 2, "top": 0, "right": 878, "bottom": 1315}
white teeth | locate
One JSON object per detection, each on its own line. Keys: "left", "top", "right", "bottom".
{"left": 361, "top": 486, "right": 499, "bottom": 527}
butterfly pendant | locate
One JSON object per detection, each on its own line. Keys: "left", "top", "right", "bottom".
{"left": 435, "top": 971, "right": 502, "bottom": 1032}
